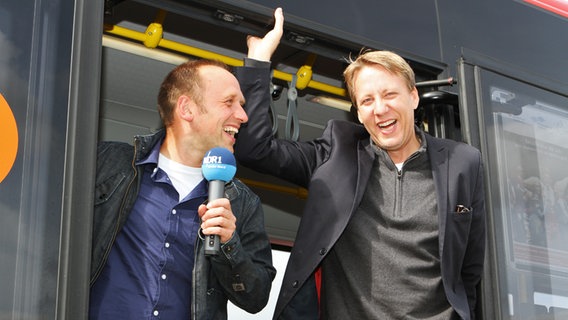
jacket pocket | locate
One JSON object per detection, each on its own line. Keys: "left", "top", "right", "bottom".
{"left": 94, "top": 172, "right": 126, "bottom": 205}
{"left": 451, "top": 207, "right": 473, "bottom": 238}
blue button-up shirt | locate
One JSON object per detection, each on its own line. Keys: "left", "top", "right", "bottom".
{"left": 90, "top": 141, "right": 206, "bottom": 319}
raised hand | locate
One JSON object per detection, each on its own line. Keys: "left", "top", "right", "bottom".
{"left": 246, "top": 7, "right": 284, "bottom": 62}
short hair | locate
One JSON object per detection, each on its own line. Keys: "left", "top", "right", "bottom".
{"left": 343, "top": 50, "right": 416, "bottom": 107}
{"left": 157, "top": 59, "right": 231, "bottom": 127}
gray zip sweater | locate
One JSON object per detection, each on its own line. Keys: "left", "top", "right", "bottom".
{"left": 321, "top": 135, "right": 455, "bottom": 319}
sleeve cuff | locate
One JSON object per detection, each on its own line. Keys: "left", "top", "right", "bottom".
{"left": 243, "top": 57, "right": 271, "bottom": 68}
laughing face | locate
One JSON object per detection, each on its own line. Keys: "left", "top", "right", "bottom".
{"left": 354, "top": 65, "right": 420, "bottom": 163}
{"left": 192, "top": 65, "right": 248, "bottom": 153}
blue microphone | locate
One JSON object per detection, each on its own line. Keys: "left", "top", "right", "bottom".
{"left": 201, "top": 147, "right": 237, "bottom": 256}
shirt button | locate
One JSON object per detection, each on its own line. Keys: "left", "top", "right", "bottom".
{"left": 292, "top": 281, "right": 299, "bottom": 288}
{"left": 153, "top": 310, "right": 159, "bottom": 316}
{"left": 165, "top": 242, "right": 170, "bottom": 248}
{"left": 172, "top": 209, "right": 177, "bottom": 215}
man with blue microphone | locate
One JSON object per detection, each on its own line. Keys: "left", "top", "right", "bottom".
{"left": 89, "top": 13, "right": 285, "bottom": 317}
{"left": 201, "top": 147, "right": 238, "bottom": 256}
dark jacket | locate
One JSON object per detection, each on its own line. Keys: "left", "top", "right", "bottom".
{"left": 91, "top": 129, "right": 276, "bottom": 319}
{"left": 234, "top": 65, "right": 486, "bottom": 320}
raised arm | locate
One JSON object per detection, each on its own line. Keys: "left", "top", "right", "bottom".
{"left": 235, "top": 8, "right": 323, "bottom": 188}
{"left": 246, "top": 7, "right": 284, "bottom": 62}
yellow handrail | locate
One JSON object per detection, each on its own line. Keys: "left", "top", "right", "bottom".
{"left": 103, "top": 23, "right": 347, "bottom": 97}
{"left": 239, "top": 178, "right": 308, "bottom": 199}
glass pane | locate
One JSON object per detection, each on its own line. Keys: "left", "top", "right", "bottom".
{"left": 481, "top": 68, "right": 568, "bottom": 319}
{"left": 0, "top": 0, "right": 74, "bottom": 318}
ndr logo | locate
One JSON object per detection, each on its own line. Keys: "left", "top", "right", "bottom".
{"left": 203, "top": 155, "right": 223, "bottom": 164}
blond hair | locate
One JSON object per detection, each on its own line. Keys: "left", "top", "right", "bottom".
{"left": 343, "top": 50, "right": 415, "bottom": 107}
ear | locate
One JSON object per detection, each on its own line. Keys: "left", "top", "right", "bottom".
{"left": 411, "top": 87, "right": 420, "bottom": 110}
{"left": 177, "top": 95, "right": 194, "bottom": 121}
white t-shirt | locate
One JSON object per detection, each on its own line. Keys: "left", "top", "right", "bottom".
{"left": 158, "top": 153, "right": 203, "bottom": 201}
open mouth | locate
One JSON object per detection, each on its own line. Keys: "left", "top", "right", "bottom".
{"left": 224, "top": 127, "right": 239, "bottom": 137}
{"left": 378, "top": 119, "right": 396, "bottom": 129}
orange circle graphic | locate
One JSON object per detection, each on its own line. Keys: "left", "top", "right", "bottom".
{"left": 0, "top": 93, "right": 18, "bottom": 183}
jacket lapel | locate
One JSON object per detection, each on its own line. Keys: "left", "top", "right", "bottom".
{"left": 427, "top": 136, "right": 449, "bottom": 256}
{"left": 355, "top": 139, "right": 376, "bottom": 212}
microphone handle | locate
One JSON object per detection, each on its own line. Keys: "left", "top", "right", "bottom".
{"left": 204, "top": 179, "right": 225, "bottom": 256}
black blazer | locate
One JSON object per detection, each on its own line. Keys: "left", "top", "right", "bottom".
{"left": 235, "top": 66, "right": 486, "bottom": 320}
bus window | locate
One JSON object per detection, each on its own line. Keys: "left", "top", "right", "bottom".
{"left": 480, "top": 68, "right": 568, "bottom": 319}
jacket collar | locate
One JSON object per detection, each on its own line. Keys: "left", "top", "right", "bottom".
{"left": 133, "top": 129, "right": 166, "bottom": 163}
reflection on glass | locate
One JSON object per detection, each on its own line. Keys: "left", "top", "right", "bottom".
{"left": 485, "top": 72, "right": 568, "bottom": 319}
{"left": 495, "top": 98, "right": 568, "bottom": 252}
